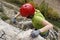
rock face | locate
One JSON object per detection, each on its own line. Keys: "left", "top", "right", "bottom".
{"left": 0, "top": 19, "right": 46, "bottom": 40}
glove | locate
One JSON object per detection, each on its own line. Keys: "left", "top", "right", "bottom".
{"left": 31, "top": 30, "right": 49, "bottom": 38}
{"left": 11, "top": 18, "right": 16, "bottom": 23}
{"left": 30, "top": 30, "right": 40, "bottom": 38}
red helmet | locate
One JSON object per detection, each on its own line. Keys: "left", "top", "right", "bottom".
{"left": 20, "top": 3, "right": 35, "bottom": 17}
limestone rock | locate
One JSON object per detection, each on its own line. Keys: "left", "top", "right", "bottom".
{"left": 0, "top": 19, "right": 46, "bottom": 40}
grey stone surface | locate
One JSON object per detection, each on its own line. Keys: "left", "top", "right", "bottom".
{"left": 0, "top": 0, "right": 19, "bottom": 11}
{"left": 0, "top": 19, "right": 46, "bottom": 40}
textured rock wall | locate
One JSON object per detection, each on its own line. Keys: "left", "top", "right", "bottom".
{"left": 0, "top": 19, "right": 46, "bottom": 40}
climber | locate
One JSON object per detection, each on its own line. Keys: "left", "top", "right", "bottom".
{"left": 12, "top": 3, "right": 53, "bottom": 38}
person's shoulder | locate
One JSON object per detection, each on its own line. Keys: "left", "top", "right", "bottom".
{"left": 35, "top": 9, "right": 41, "bottom": 13}
{"left": 33, "top": 9, "right": 45, "bottom": 19}
{"left": 34, "top": 9, "right": 42, "bottom": 16}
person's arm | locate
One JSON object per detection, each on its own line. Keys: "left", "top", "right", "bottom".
{"left": 14, "top": 13, "right": 20, "bottom": 18}
{"left": 31, "top": 20, "right": 53, "bottom": 38}
{"left": 39, "top": 19, "right": 53, "bottom": 33}
{"left": 12, "top": 13, "right": 20, "bottom": 23}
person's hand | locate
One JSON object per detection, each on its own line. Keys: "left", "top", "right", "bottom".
{"left": 30, "top": 30, "right": 40, "bottom": 38}
{"left": 11, "top": 17, "right": 16, "bottom": 23}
